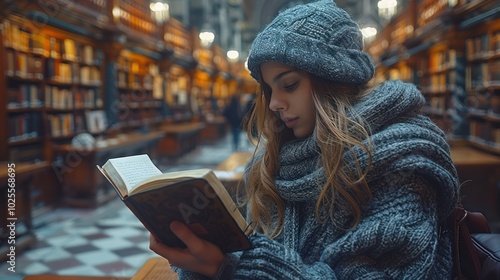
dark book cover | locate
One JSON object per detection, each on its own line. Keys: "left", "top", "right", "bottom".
{"left": 120, "top": 177, "right": 252, "bottom": 253}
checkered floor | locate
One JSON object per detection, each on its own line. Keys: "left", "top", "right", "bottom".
{"left": 0, "top": 133, "right": 254, "bottom": 280}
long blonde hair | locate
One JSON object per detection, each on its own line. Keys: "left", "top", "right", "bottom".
{"left": 244, "top": 74, "right": 374, "bottom": 237}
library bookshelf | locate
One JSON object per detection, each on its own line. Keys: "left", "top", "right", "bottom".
{"left": 366, "top": 0, "right": 499, "bottom": 151}
{"left": 365, "top": 0, "right": 500, "bottom": 224}
{"left": 461, "top": 12, "right": 500, "bottom": 154}
{"left": 161, "top": 18, "right": 198, "bottom": 123}
{"left": 114, "top": 49, "right": 164, "bottom": 130}
{"left": 1, "top": 16, "right": 106, "bottom": 163}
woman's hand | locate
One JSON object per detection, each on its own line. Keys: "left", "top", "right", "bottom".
{"left": 149, "top": 221, "right": 225, "bottom": 278}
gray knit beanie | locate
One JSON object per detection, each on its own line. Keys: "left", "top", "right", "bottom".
{"left": 247, "top": 0, "right": 374, "bottom": 85}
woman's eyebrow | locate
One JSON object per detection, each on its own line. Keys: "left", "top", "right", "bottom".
{"left": 272, "top": 70, "right": 295, "bottom": 83}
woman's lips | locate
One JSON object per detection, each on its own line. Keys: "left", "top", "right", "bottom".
{"left": 282, "top": 117, "right": 298, "bottom": 128}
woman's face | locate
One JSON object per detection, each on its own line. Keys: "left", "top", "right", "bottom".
{"left": 260, "top": 61, "right": 315, "bottom": 138}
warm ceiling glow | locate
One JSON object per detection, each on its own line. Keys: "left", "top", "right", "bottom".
{"left": 227, "top": 50, "right": 239, "bottom": 60}
{"left": 361, "top": 26, "right": 378, "bottom": 38}
{"left": 150, "top": 2, "right": 168, "bottom": 12}
{"left": 378, "top": 0, "right": 397, "bottom": 9}
{"left": 199, "top": 31, "right": 215, "bottom": 47}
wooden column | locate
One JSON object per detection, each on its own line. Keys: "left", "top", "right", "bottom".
{"left": 101, "top": 37, "right": 124, "bottom": 126}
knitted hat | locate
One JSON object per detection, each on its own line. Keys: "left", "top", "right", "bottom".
{"left": 247, "top": 0, "right": 374, "bottom": 85}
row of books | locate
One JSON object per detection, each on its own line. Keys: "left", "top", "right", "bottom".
{"left": 8, "top": 113, "right": 41, "bottom": 143}
{"left": 48, "top": 110, "right": 107, "bottom": 137}
{"left": 468, "top": 90, "right": 491, "bottom": 115}
{"left": 195, "top": 49, "right": 216, "bottom": 72}
{"left": 417, "top": 0, "right": 450, "bottom": 28}
{"left": 6, "top": 50, "right": 44, "bottom": 79}
{"left": 116, "top": 58, "right": 159, "bottom": 75}
{"left": 468, "top": 118, "right": 500, "bottom": 148}
{"left": 48, "top": 61, "right": 102, "bottom": 85}
{"left": 385, "top": 66, "right": 413, "bottom": 83}
{"left": 164, "top": 32, "right": 190, "bottom": 50}
{"left": 45, "top": 86, "right": 101, "bottom": 110}
{"left": 466, "top": 32, "right": 500, "bottom": 60}
{"left": 430, "top": 50, "right": 457, "bottom": 73}
{"left": 423, "top": 95, "right": 451, "bottom": 116}
{"left": 2, "top": 18, "right": 101, "bottom": 64}
{"left": 118, "top": 3, "right": 156, "bottom": 35}
{"left": 6, "top": 50, "right": 102, "bottom": 85}
{"left": 2, "top": 17, "right": 35, "bottom": 53}
{"left": 48, "top": 113, "right": 82, "bottom": 137}
{"left": 117, "top": 57, "right": 140, "bottom": 73}
{"left": 7, "top": 84, "right": 101, "bottom": 110}
{"left": 466, "top": 60, "right": 500, "bottom": 89}
{"left": 117, "top": 71, "right": 156, "bottom": 89}
{"left": 421, "top": 72, "right": 457, "bottom": 93}
{"left": 77, "top": 0, "right": 107, "bottom": 12}
{"left": 8, "top": 84, "right": 43, "bottom": 109}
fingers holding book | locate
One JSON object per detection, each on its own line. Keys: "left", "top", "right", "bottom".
{"left": 149, "top": 221, "right": 225, "bottom": 278}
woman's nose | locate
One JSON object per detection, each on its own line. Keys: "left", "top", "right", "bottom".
{"left": 269, "top": 92, "right": 286, "bottom": 112}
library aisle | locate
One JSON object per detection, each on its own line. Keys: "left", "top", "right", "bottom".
{"left": 0, "top": 133, "right": 254, "bottom": 280}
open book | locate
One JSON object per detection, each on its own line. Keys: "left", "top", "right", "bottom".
{"left": 97, "top": 154, "right": 252, "bottom": 253}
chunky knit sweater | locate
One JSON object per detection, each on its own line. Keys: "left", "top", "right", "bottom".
{"left": 177, "top": 80, "right": 460, "bottom": 279}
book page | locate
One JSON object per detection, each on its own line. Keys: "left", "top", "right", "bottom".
{"left": 108, "top": 154, "right": 162, "bottom": 193}
{"left": 132, "top": 168, "right": 211, "bottom": 195}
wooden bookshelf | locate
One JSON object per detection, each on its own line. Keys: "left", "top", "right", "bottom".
{"left": 230, "top": 59, "right": 257, "bottom": 94}
{"left": 1, "top": 16, "right": 44, "bottom": 162}
{"left": 114, "top": 49, "right": 164, "bottom": 130}
{"left": 1, "top": 15, "right": 106, "bottom": 163}
{"left": 364, "top": 0, "right": 500, "bottom": 226}
{"left": 193, "top": 42, "right": 219, "bottom": 123}
{"left": 456, "top": 0, "right": 500, "bottom": 154}
{"left": 420, "top": 44, "right": 466, "bottom": 137}
{"left": 196, "top": 45, "right": 231, "bottom": 142}
{"left": 115, "top": 0, "right": 160, "bottom": 49}
{"left": 367, "top": 2, "right": 416, "bottom": 85}
{"left": 162, "top": 18, "right": 196, "bottom": 123}
{"left": 164, "top": 64, "right": 193, "bottom": 122}
{"left": 212, "top": 44, "right": 232, "bottom": 101}
{"left": 44, "top": 29, "right": 106, "bottom": 157}
{"left": 366, "top": 0, "right": 473, "bottom": 140}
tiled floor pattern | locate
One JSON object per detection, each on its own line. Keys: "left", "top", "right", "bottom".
{"left": 0, "top": 133, "right": 254, "bottom": 280}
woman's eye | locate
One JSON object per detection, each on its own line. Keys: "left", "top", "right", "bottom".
{"left": 284, "top": 82, "right": 298, "bottom": 91}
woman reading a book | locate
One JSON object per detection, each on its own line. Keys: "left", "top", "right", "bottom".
{"left": 150, "top": 0, "right": 460, "bottom": 278}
